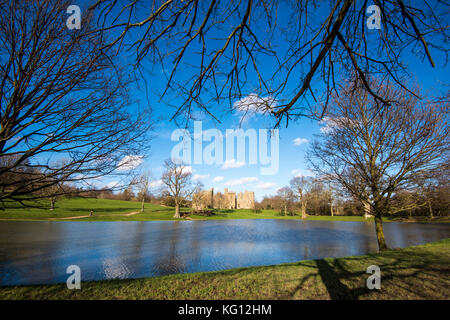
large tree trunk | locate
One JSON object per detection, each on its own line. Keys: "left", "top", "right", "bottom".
{"left": 301, "top": 202, "right": 307, "bottom": 219}
{"left": 49, "top": 198, "right": 55, "bottom": 210}
{"left": 330, "top": 204, "right": 334, "bottom": 216}
{"left": 141, "top": 197, "right": 145, "bottom": 212}
{"left": 374, "top": 215, "right": 388, "bottom": 251}
{"left": 174, "top": 203, "right": 181, "bottom": 218}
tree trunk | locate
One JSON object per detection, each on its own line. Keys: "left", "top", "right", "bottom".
{"left": 49, "top": 198, "right": 55, "bottom": 210}
{"left": 141, "top": 196, "right": 145, "bottom": 212}
{"left": 301, "top": 202, "right": 307, "bottom": 219}
{"left": 174, "top": 203, "right": 181, "bottom": 218}
{"left": 330, "top": 204, "right": 334, "bottom": 217}
{"left": 428, "top": 201, "right": 433, "bottom": 219}
{"left": 374, "top": 215, "right": 388, "bottom": 251}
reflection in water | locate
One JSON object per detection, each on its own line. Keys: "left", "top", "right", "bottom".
{"left": 0, "top": 220, "right": 449, "bottom": 286}
{"left": 152, "top": 221, "right": 187, "bottom": 276}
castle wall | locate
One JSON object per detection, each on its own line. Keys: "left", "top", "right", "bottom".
{"left": 223, "top": 188, "right": 236, "bottom": 209}
{"left": 237, "top": 191, "right": 255, "bottom": 209}
{"left": 193, "top": 188, "right": 254, "bottom": 210}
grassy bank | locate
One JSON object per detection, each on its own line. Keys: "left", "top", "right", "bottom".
{"left": 1, "top": 197, "right": 448, "bottom": 222}
{"left": 1, "top": 238, "right": 449, "bottom": 300}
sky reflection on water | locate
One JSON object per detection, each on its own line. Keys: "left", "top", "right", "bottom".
{"left": 0, "top": 220, "right": 449, "bottom": 286}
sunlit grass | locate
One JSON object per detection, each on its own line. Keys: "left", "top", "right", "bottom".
{"left": 0, "top": 197, "right": 143, "bottom": 220}
{"left": 1, "top": 197, "right": 448, "bottom": 223}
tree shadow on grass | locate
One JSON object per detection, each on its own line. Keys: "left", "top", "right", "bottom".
{"left": 315, "top": 259, "right": 369, "bottom": 299}
{"left": 289, "top": 246, "right": 449, "bottom": 300}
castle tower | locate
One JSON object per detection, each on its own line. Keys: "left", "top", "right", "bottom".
{"left": 223, "top": 188, "right": 236, "bottom": 209}
{"left": 237, "top": 190, "right": 255, "bottom": 209}
{"left": 210, "top": 188, "right": 214, "bottom": 208}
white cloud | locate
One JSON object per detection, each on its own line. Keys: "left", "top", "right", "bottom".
{"left": 291, "top": 168, "right": 314, "bottom": 178}
{"left": 319, "top": 117, "right": 338, "bottom": 134}
{"left": 319, "top": 116, "right": 357, "bottom": 134}
{"left": 213, "top": 176, "right": 224, "bottom": 182}
{"left": 221, "top": 159, "right": 246, "bottom": 169}
{"left": 117, "top": 155, "right": 143, "bottom": 171}
{"left": 149, "top": 179, "right": 163, "bottom": 188}
{"left": 192, "top": 174, "right": 210, "bottom": 181}
{"left": 255, "top": 182, "right": 276, "bottom": 190}
{"left": 104, "top": 181, "right": 119, "bottom": 189}
{"left": 224, "top": 177, "right": 258, "bottom": 186}
{"left": 233, "top": 93, "right": 277, "bottom": 114}
{"left": 181, "top": 165, "right": 193, "bottom": 174}
{"left": 293, "top": 137, "right": 309, "bottom": 145}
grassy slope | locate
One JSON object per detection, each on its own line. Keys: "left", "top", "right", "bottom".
{"left": 1, "top": 197, "right": 448, "bottom": 222}
{"left": 0, "top": 198, "right": 143, "bottom": 220}
{"left": 0, "top": 197, "right": 346, "bottom": 221}
{"left": 1, "top": 238, "right": 449, "bottom": 300}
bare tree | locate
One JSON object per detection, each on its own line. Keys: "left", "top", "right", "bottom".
{"left": 410, "top": 164, "right": 450, "bottom": 218}
{"left": 161, "top": 159, "right": 202, "bottom": 218}
{"left": 0, "top": 0, "right": 152, "bottom": 206}
{"left": 87, "top": 0, "right": 448, "bottom": 126}
{"left": 304, "top": 179, "right": 333, "bottom": 216}
{"left": 135, "top": 172, "right": 151, "bottom": 212}
{"left": 38, "top": 182, "right": 62, "bottom": 210}
{"left": 324, "top": 186, "right": 336, "bottom": 217}
{"left": 340, "top": 167, "right": 374, "bottom": 219}
{"left": 428, "top": 161, "right": 450, "bottom": 217}
{"left": 308, "top": 78, "right": 448, "bottom": 250}
{"left": 290, "top": 176, "right": 312, "bottom": 219}
{"left": 389, "top": 188, "right": 425, "bottom": 218}
{"left": 324, "top": 179, "right": 345, "bottom": 217}
{"left": 276, "top": 186, "right": 295, "bottom": 216}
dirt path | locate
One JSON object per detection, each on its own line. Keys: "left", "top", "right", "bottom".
{"left": 123, "top": 211, "right": 140, "bottom": 216}
{"left": 48, "top": 210, "right": 142, "bottom": 220}
{"left": 50, "top": 215, "right": 91, "bottom": 220}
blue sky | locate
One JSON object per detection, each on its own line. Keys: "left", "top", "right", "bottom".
{"left": 100, "top": 53, "right": 448, "bottom": 201}
{"left": 88, "top": 2, "right": 448, "bottom": 201}
{"left": 145, "top": 111, "right": 318, "bottom": 201}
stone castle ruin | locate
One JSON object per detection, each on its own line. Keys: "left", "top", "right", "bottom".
{"left": 237, "top": 191, "right": 255, "bottom": 209}
{"left": 192, "top": 188, "right": 254, "bottom": 210}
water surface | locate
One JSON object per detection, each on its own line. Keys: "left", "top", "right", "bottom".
{"left": 0, "top": 220, "right": 449, "bottom": 286}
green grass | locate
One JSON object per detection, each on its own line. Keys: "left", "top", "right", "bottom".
{"left": 0, "top": 199, "right": 370, "bottom": 221}
{"left": 1, "top": 238, "right": 449, "bottom": 300}
{"left": 0, "top": 198, "right": 143, "bottom": 220}
{"left": 1, "top": 197, "right": 448, "bottom": 222}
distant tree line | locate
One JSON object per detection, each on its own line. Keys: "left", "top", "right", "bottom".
{"left": 259, "top": 172, "right": 449, "bottom": 218}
